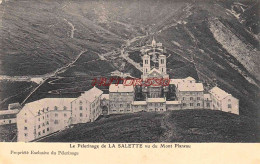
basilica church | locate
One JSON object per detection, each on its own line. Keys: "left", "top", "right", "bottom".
{"left": 105, "top": 38, "right": 239, "bottom": 115}
{"left": 141, "top": 38, "right": 169, "bottom": 99}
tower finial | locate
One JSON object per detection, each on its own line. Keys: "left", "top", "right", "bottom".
{"left": 152, "top": 36, "right": 156, "bottom": 47}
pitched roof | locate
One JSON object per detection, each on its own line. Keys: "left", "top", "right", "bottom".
{"left": 185, "top": 76, "right": 195, "bottom": 81}
{"left": 178, "top": 83, "right": 204, "bottom": 92}
{"left": 109, "top": 84, "right": 134, "bottom": 93}
{"left": 147, "top": 98, "right": 165, "bottom": 103}
{"left": 101, "top": 94, "right": 109, "bottom": 100}
{"left": 166, "top": 101, "right": 181, "bottom": 105}
{"left": 0, "top": 109, "right": 19, "bottom": 115}
{"left": 209, "top": 86, "right": 231, "bottom": 100}
{"left": 81, "top": 86, "right": 103, "bottom": 102}
{"left": 170, "top": 76, "right": 196, "bottom": 85}
{"left": 22, "top": 98, "right": 76, "bottom": 116}
{"left": 170, "top": 79, "right": 186, "bottom": 85}
{"left": 148, "top": 68, "right": 162, "bottom": 75}
{"left": 132, "top": 101, "right": 147, "bottom": 105}
{"left": 8, "top": 103, "right": 22, "bottom": 110}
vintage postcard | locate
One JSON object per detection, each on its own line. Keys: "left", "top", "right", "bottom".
{"left": 0, "top": 0, "right": 259, "bottom": 163}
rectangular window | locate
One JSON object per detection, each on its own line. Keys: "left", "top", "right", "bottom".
{"left": 80, "top": 106, "right": 83, "bottom": 110}
{"left": 38, "top": 132, "right": 41, "bottom": 136}
{"left": 38, "top": 125, "right": 40, "bottom": 129}
{"left": 197, "top": 97, "right": 200, "bottom": 100}
{"left": 207, "top": 103, "right": 210, "bottom": 107}
{"left": 120, "top": 104, "right": 123, "bottom": 107}
{"left": 190, "top": 103, "right": 193, "bottom": 107}
{"left": 63, "top": 106, "right": 67, "bottom": 110}
{"left": 24, "top": 127, "right": 27, "bottom": 130}
{"left": 24, "top": 133, "right": 28, "bottom": 137}
{"left": 55, "top": 113, "right": 58, "bottom": 117}
{"left": 64, "top": 113, "right": 67, "bottom": 117}
{"left": 183, "top": 103, "right": 186, "bottom": 106}
{"left": 228, "top": 104, "right": 232, "bottom": 108}
{"left": 47, "top": 128, "right": 49, "bottom": 131}
{"left": 38, "top": 118, "right": 40, "bottom": 121}
{"left": 46, "top": 121, "right": 49, "bottom": 125}
{"left": 42, "top": 116, "right": 44, "bottom": 119}
{"left": 43, "top": 129, "right": 45, "bottom": 134}
{"left": 25, "top": 119, "right": 27, "bottom": 123}
{"left": 183, "top": 97, "right": 185, "bottom": 100}
{"left": 190, "top": 97, "right": 193, "bottom": 100}
{"left": 197, "top": 103, "right": 200, "bottom": 106}
{"left": 54, "top": 106, "right": 58, "bottom": 110}
{"left": 54, "top": 120, "right": 59, "bottom": 124}
{"left": 80, "top": 113, "right": 83, "bottom": 117}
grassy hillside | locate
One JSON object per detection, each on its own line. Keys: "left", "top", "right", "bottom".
{"left": 39, "top": 110, "right": 259, "bottom": 143}
{"left": 0, "top": 123, "right": 17, "bottom": 142}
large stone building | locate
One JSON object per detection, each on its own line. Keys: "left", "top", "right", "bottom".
{"left": 17, "top": 98, "right": 75, "bottom": 142}
{"left": 71, "top": 86, "right": 103, "bottom": 124}
{"left": 15, "top": 38, "right": 240, "bottom": 142}
{"left": 141, "top": 38, "right": 169, "bottom": 99}
{"left": 209, "top": 86, "right": 239, "bottom": 114}
{"left": 0, "top": 103, "right": 21, "bottom": 125}
{"left": 109, "top": 84, "right": 135, "bottom": 114}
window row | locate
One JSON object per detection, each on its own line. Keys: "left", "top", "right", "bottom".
{"left": 183, "top": 103, "right": 201, "bottom": 107}
{"left": 182, "top": 97, "right": 201, "bottom": 101}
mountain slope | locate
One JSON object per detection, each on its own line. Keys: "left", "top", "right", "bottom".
{"left": 39, "top": 110, "right": 259, "bottom": 142}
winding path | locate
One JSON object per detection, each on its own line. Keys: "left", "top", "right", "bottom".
{"left": 21, "top": 50, "right": 87, "bottom": 105}
{"left": 159, "top": 112, "right": 179, "bottom": 142}
{"left": 63, "top": 18, "right": 76, "bottom": 38}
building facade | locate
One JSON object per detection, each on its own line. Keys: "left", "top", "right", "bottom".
{"left": 71, "top": 86, "right": 103, "bottom": 124}
{"left": 175, "top": 79, "right": 204, "bottom": 110}
{"left": 15, "top": 38, "right": 241, "bottom": 142}
{"left": 17, "top": 98, "right": 75, "bottom": 142}
{"left": 209, "top": 87, "right": 239, "bottom": 115}
{"left": 109, "top": 84, "right": 135, "bottom": 114}
{"left": 0, "top": 103, "right": 21, "bottom": 125}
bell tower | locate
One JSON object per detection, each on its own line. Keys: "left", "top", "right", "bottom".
{"left": 159, "top": 55, "right": 166, "bottom": 74}
{"left": 143, "top": 54, "right": 150, "bottom": 76}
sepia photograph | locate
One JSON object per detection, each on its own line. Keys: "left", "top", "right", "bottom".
{"left": 0, "top": 0, "right": 259, "bottom": 147}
